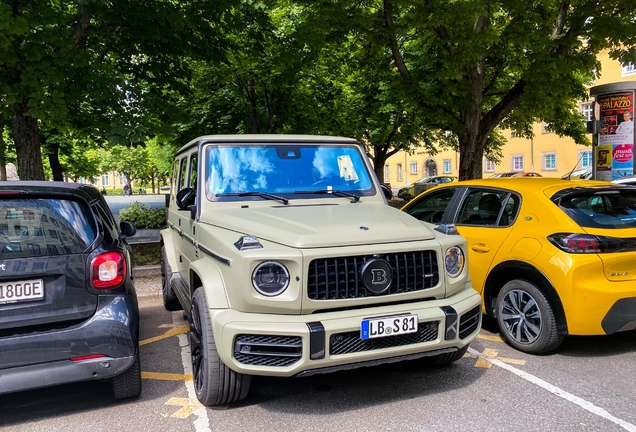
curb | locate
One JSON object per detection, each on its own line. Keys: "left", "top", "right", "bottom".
{"left": 132, "top": 264, "right": 161, "bottom": 277}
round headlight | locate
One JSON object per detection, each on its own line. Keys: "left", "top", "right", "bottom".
{"left": 444, "top": 246, "right": 465, "bottom": 278}
{"left": 252, "top": 261, "right": 290, "bottom": 296}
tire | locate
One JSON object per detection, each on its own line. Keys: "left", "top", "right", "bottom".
{"left": 112, "top": 351, "right": 142, "bottom": 400}
{"left": 190, "top": 288, "right": 251, "bottom": 406}
{"left": 161, "top": 246, "right": 182, "bottom": 311}
{"left": 419, "top": 345, "right": 469, "bottom": 368}
{"left": 496, "top": 279, "right": 564, "bottom": 354}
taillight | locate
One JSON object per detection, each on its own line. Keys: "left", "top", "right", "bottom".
{"left": 548, "top": 233, "right": 636, "bottom": 254}
{"left": 91, "top": 251, "right": 126, "bottom": 289}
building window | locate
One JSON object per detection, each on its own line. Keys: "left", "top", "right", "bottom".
{"left": 622, "top": 63, "right": 636, "bottom": 77}
{"left": 101, "top": 174, "right": 109, "bottom": 186}
{"left": 580, "top": 102, "right": 593, "bottom": 121}
{"left": 443, "top": 159, "right": 451, "bottom": 174}
{"left": 511, "top": 155, "right": 524, "bottom": 171}
{"left": 409, "top": 161, "right": 417, "bottom": 175}
{"left": 542, "top": 153, "right": 556, "bottom": 170}
{"left": 541, "top": 123, "right": 552, "bottom": 134}
{"left": 384, "top": 164, "right": 390, "bottom": 183}
{"left": 120, "top": 173, "right": 127, "bottom": 185}
{"left": 79, "top": 177, "right": 86, "bottom": 184}
{"left": 397, "top": 164, "right": 403, "bottom": 182}
{"left": 484, "top": 159, "right": 495, "bottom": 172}
{"left": 579, "top": 150, "right": 592, "bottom": 168}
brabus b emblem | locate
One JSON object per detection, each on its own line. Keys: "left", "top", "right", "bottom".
{"left": 360, "top": 259, "right": 393, "bottom": 295}
{"left": 371, "top": 269, "right": 388, "bottom": 285}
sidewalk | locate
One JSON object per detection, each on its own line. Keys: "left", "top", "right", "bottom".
{"left": 133, "top": 269, "right": 161, "bottom": 298}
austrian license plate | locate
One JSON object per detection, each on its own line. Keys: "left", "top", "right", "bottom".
{"left": 0, "top": 279, "right": 44, "bottom": 305}
{"left": 360, "top": 314, "right": 418, "bottom": 340}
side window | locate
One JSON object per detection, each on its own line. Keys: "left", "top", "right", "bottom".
{"left": 177, "top": 157, "right": 188, "bottom": 191}
{"left": 456, "top": 189, "right": 519, "bottom": 227}
{"left": 170, "top": 160, "right": 179, "bottom": 198}
{"left": 189, "top": 153, "right": 198, "bottom": 189}
{"left": 403, "top": 188, "right": 457, "bottom": 224}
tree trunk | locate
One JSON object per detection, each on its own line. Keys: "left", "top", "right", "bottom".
{"left": 371, "top": 151, "right": 389, "bottom": 184}
{"left": 47, "top": 140, "right": 64, "bottom": 181}
{"left": 0, "top": 118, "right": 6, "bottom": 181}
{"left": 457, "top": 133, "right": 487, "bottom": 180}
{"left": 12, "top": 112, "right": 44, "bottom": 180}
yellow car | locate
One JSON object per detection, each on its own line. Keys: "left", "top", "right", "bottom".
{"left": 401, "top": 178, "right": 636, "bottom": 354}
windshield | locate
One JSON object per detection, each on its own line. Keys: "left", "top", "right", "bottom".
{"left": 0, "top": 198, "right": 97, "bottom": 258}
{"left": 556, "top": 189, "right": 636, "bottom": 229}
{"left": 204, "top": 144, "right": 376, "bottom": 202}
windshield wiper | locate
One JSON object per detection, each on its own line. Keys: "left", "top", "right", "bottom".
{"left": 217, "top": 192, "right": 289, "bottom": 205}
{"left": 294, "top": 190, "right": 360, "bottom": 203}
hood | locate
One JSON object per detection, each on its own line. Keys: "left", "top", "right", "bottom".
{"left": 200, "top": 202, "right": 436, "bottom": 248}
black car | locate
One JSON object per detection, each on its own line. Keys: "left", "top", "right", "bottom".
{"left": 0, "top": 181, "right": 141, "bottom": 399}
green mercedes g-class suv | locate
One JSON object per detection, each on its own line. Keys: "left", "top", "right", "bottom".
{"left": 161, "top": 134, "right": 481, "bottom": 406}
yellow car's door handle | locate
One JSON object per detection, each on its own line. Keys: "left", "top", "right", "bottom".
{"left": 471, "top": 244, "right": 491, "bottom": 253}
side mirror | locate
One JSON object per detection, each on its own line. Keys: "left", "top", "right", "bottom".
{"left": 176, "top": 188, "right": 196, "bottom": 210}
{"left": 380, "top": 183, "right": 393, "bottom": 200}
{"left": 120, "top": 221, "right": 137, "bottom": 237}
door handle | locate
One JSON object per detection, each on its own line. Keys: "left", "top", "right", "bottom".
{"left": 471, "top": 244, "right": 490, "bottom": 253}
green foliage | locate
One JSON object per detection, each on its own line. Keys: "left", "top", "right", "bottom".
{"left": 119, "top": 202, "right": 166, "bottom": 229}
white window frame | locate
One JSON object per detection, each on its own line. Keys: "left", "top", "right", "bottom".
{"left": 397, "top": 163, "right": 403, "bottom": 182}
{"left": 580, "top": 102, "right": 593, "bottom": 121}
{"left": 579, "top": 150, "right": 592, "bottom": 168}
{"left": 541, "top": 123, "right": 552, "bottom": 134}
{"left": 622, "top": 63, "right": 636, "bottom": 77}
{"left": 409, "top": 161, "right": 417, "bottom": 175}
{"left": 120, "top": 173, "right": 127, "bottom": 185}
{"left": 511, "top": 154, "right": 524, "bottom": 171}
{"left": 483, "top": 159, "right": 495, "bottom": 173}
{"left": 542, "top": 152, "right": 557, "bottom": 171}
{"left": 442, "top": 159, "right": 451, "bottom": 174}
{"left": 101, "top": 174, "right": 109, "bottom": 186}
{"left": 384, "top": 164, "right": 390, "bottom": 183}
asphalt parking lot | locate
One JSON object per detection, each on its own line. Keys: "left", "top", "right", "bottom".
{"left": 1, "top": 280, "right": 635, "bottom": 432}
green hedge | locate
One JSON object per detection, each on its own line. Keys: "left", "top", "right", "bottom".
{"left": 119, "top": 202, "right": 167, "bottom": 229}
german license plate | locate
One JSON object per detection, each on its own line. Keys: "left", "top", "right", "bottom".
{"left": 361, "top": 314, "right": 418, "bottom": 339}
{"left": 0, "top": 279, "right": 44, "bottom": 305}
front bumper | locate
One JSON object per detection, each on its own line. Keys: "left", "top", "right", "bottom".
{"left": 0, "top": 294, "right": 139, "bottom": 395}
{"left": 210, "top": 287, "right": 481, "bottom": 377}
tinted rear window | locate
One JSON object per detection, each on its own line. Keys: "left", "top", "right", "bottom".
{"left": 0, "top": 198, "right": 97, "bottom": 257}
{"left": 556, "top": 189, "right": 636, "bottom": 229}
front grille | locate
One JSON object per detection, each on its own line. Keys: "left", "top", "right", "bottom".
{"left": 459, "top": 305, "right": 481, "bottom": 339}
{"left": 234, "top": 334, "right": 302, "bottom": 367}
{"left": 308, "top": 251, "right": 439, "bottom": 300}
{"left": 329, "top": 321, "right": 439, "bottom": 355}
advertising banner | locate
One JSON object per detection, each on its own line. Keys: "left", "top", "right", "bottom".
{"left": 597, "top": 91, "right": 634, "bottom": 179}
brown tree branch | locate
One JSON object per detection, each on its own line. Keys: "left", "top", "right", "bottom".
{"left": 383, "top": 0, "right": 410, "bottom": 78}
{"left": 71, "top": 4, "right": 92, "bottom": 46}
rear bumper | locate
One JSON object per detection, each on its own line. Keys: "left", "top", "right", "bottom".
{"left": 0, "top": 294, "right": 139, "bottom": 395}
{"left": 601, "top": 297, "right": 636, "bottom": 334}
{"left": 210, "top": 286, "right": 481, "bottom": 377}
{"left": 0, "top": 355, "right": 135, "bottom": 394}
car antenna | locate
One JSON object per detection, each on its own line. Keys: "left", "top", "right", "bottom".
{"left": 564, "top": 153, "right": 585, "bottom": 180}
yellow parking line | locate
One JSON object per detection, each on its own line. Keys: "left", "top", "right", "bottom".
{"left": 165, "top": 397, "right": 203, "bottom": 418}
{"left": 142, "top": 372, "right": 193, "bottom": 381}
{"left": 477, "top": 334, "right": 504, "bottom": 342}
{"left": 140, "top": 325, "right": 189, "bottom": 346}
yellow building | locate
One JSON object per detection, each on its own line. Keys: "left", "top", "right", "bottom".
{"left": 385, "top": 51, "right": 636, "bottom": 189}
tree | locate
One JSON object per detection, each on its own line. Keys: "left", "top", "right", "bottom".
{"left": 303, "top": 0, "right": 636, "bottom": 179}
{"left": 99, "top": 145, "right": 150, "bottom": 187}
{"left": 0, "top": 0, "right": 239, "bottom": 180}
